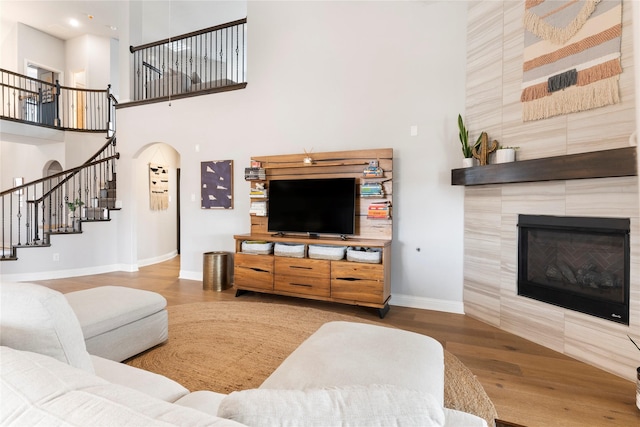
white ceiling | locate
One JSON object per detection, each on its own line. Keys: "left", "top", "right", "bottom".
{"left": 0, "top": 1, "right": 127, "bottom": 41}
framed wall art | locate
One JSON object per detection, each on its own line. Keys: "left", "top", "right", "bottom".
{"left": 201, "top": 160, "right": 233, "bottom": 209}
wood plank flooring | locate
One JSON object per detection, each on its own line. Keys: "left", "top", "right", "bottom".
{"left": 32, "top": 257, "right": 639, "bottom": 427}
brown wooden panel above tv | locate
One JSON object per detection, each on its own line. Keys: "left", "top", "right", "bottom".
{"left": 451, "top": 147, "right": 637, "bottom": 186}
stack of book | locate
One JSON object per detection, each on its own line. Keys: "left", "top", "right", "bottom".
{"left": 249, "top": 187, "right": 267, "bottom": 198}
{"left": 244, "top": 167, "right": 266, "bottom": 180}
{"left": 367, "top": 202, "right": 391, "bottom": 219}
{"left": 250, "top": 201, "right": 267, "bottom": 216}
{"left": 360, "top": 182, "right": 383, "bottom": 197}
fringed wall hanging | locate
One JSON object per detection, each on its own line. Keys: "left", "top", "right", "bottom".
{"left": 201, "top": 160, "right": 234, "bottom": 209}
{"left": 521, "top": 0, "right": 622, "bottom": 121}
{"left": 149, "top": 164, "right": 169, "bottom": 210}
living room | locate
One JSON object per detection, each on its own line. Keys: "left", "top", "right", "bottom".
{"left": 1, "top": 0, "right": 639, "bottom": 425}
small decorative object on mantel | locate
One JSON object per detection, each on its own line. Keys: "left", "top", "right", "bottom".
{"left": 457, "top": 114, "right": 482, "bottom": 168}
{"left": 495, "top": 146, "right": 519, "bottom": 164}
{"left": 472, "top": 132, "right": 498, "bottom": 166}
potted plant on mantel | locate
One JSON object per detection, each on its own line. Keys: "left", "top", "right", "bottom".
{"left": 495, "top": 145, "right": 519, "bottom": 164}
{"left": 457, "top": 114, "right": 482, "bottom": 168}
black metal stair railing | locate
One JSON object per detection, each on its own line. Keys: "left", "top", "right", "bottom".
{"left": 0, "top": 136, "right": 119, "bottom": 261}
{"left": 130, "top": 18, "right": 247, "bottom": 102}
{"left": 0, "top": 68, "right": 116, "bottom": 132}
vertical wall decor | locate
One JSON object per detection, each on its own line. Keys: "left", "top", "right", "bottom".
{"left": 201, "top": 160, "right": 233, "bottom": 209}
{"left": 521, "top": 0, "right": 622, "bottom": 121}
{"left": 149, "top": 164, "right": 169, "bottom": 210}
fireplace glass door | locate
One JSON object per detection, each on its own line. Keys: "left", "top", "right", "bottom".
{"left": 517, "top": 215, "right": 629, "bottom": 324}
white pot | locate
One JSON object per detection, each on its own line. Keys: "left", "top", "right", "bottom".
{"left": 495, "top": 148, "right": 516, "bottom": 163}
{"left": 462, "top": 158, "right": 476, "bottom": 168}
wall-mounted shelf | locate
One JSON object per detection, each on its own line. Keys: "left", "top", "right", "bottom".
{"left": 451, "top": 147, "right": 637, "bottom": 186}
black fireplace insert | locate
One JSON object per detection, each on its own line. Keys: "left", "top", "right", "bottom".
{"left": 517, "top": 215, "right": 630, "bottom": 324}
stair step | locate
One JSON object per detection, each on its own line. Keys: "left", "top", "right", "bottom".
{"left": 12, "top": 243, "right": 52, "bottom": 249}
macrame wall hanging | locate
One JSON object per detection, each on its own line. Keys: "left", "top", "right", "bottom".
{"left": 201, "top": 160, "right": 234, "bottom": 209}
{"left": 521, "top": 0, "right": 622, "bottom": 121}
{"left": 149, "top": 164, "right": 169, "bottom": 211}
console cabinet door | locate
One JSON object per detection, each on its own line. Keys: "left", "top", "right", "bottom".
{"left": 234, "top": 253, "right": 274, "bottom": 291}
{"left": 331, "top": 261, "right": 385, "bottom": 304}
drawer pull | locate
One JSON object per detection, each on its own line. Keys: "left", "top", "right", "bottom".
{"left": 336, "top": 277, "right": 360, "bottom": 281}
{"left": 249, "top": 267, "right": 268, "bottom": 273}
{"left": 290, "top": 265, "right": 313, "bottom": 270}
{"left": 290, "top": 282, "right": 312, "bottom": 288}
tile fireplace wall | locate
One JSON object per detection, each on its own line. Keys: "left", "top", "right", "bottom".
{"left": 463, "top": 1, "right": 638, "bottom": 380}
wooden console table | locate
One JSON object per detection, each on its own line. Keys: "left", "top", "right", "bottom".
{"left": 234, "top": 234, "right": 392, "bottom": 318}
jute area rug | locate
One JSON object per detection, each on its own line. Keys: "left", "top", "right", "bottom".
{"left": 127, "top": 301, "right": 497, "bottom": 425}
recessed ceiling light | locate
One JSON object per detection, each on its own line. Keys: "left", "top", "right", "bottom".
{"left": 69, "top": 18, "right": 80, "bottom": 28}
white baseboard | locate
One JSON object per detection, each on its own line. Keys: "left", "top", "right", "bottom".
{"left": 138, "top": 251, "right": 178, "bottom": 268}
{"left": 179, "top": 270, "right": 202, "bottom": 281}
{"left": 390, "top": 293, "right": 465, "bottom": 314}
{"left": 1, "top": 264, "right": 128, "bottom": 283}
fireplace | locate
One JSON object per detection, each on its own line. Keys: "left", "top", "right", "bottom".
{"left": 517, "top": 215, "right": 630, "bottom": 324}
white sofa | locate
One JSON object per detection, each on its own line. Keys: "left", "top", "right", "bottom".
{"left": 0, "top": 283, "right": 488, "bottom": 426}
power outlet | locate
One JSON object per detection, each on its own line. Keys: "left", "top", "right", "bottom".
{"left": 53, "top": 253, "right": 60, "bottom": 262}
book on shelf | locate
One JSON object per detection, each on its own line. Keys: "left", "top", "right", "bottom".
{"left": 250, "top": 201, "right": 267, "bottom": 216}
{"left": 367, "top": 201, "right": 391, "bottom": 219}
{"left": 244, "top": 167, "right": 266, "bottom": 180}
{"left": 360, "top": 182, "right": 383, "bottom": 196}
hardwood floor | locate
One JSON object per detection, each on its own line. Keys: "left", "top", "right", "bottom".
{"left": 33, "top": 257, "right": 639, "bottom": 427}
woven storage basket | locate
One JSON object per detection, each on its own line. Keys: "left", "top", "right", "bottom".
{"left": 241, "top": 241, "right": 273, "bottom": 255}
{"left": 346, "top": 247, "right": 382, "bottom": 264}
{"left": 308, "top": 244, "right": 347, "bottom": 261}
{"left": 274, "top": 242, "right": 305, "bottom": 258}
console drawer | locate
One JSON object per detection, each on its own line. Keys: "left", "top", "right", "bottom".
{"left": 234, "top": 253, "right": 274, "bottom": 290}
{"left": 331, "top": 261, "right": 385, "bottom": 304}
{"left": 274, "top": 274, "right": 330, "bottom": 297}
{"left": 331, "top": 261, "right": 384, "bottom": 281}
{"left": 275, "top": 257, "right": 330, "bottom": 279}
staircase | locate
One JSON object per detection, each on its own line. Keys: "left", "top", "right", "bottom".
{"left": 0, "top": 135, "right": 119, "bottom": 261}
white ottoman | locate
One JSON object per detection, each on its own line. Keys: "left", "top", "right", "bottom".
{"left": 65, "top": 286, "right": 168, "bottom": 362}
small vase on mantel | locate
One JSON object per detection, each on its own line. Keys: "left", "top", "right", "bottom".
{"left": 495, "top": 148, "right": 516, "bottom": 163}
{"left": 462, "top": 157, "right": 475, "bottom": 168}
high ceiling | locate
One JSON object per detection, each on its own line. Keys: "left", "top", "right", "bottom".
{"left": 0, "top": 1, "right": 126, "bottom": 41}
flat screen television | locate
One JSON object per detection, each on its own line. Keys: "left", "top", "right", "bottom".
{"left": 267, "top": 177, "right": 356, "bottom": 237}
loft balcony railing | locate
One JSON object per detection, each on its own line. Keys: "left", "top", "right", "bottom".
{"left": 0, "top": 136, "right": 119, "bottom": 261}
{"left": 130, "top": 18, "right": 247, "bottom": 102}
{"left": 0, "top": 68, "right": 116, "bottom": 133}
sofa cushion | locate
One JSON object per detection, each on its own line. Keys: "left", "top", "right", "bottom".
{"left": 0, "top": 346, "right": 244, "bottom": 427}
{"left": 217, "top": 385, "right": 445, "bottom": 427}
{"left": 0, "top": 282, "right": 94, "bottom": 373}
{"left": 91, "top": 355, "right": 189, "bottom": 403}
{"left": 64, "top": 286, "right": 166, "bottom": 339}
{"left": 260, "top": 321, "right": 445, "bottom": 403}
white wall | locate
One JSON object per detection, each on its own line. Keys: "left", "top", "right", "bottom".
{"left": 17, "top": 23, "right": 65, "bottom": 75}
{"left": 0, "top": 17, "right": 18, "bottom": 71}
{"left": 0, "top": 138, "right": 65, "bottom": 189}
{"left": 115, "top": 0, "right": 469, "bottom": 310}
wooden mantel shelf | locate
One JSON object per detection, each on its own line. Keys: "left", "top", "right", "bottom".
{"left": 451, "top": 147, "right": 637, "bottom": 186}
